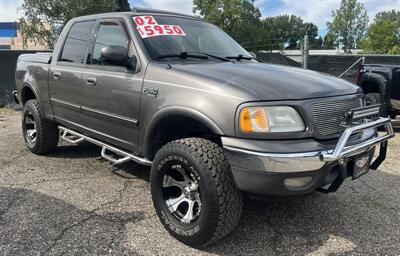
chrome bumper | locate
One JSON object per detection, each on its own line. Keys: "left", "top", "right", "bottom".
{"left": 223, "top": 117, "right": 394, "bottom": 173}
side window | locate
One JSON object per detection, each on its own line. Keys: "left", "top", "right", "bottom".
{"left": 60, "top": 21, "right": 95, "bottom": 64}
{"left": 92, "top": 22, "right": 129, "bottom": 65}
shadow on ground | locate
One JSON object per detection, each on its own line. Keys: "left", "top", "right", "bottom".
{"left": 0, "top": 187, "right": 146, "bottom": 255}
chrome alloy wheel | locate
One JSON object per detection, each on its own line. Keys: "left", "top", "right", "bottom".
{"left": 24, "top": 110, "right": 37, "bottom": 144}
{"left": 162, "top": 163, "right": 202, "bottom": 224}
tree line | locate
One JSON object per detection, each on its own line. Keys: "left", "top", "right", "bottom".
{"left": 18, "top": 0, "right": 400, "bottom": 54}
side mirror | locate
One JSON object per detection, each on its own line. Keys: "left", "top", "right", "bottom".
{"left": 101, "top": 45, "right": 129, "bottom": 66}
{"left": 249, "top": 52, "right": 257, "bottom": 58}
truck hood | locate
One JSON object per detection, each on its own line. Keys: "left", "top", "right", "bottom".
{"left": 171, "top": 62, "right": 362, "bottom": 100}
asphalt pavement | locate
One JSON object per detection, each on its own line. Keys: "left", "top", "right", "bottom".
{"left": 1, "top": 111, "right": 399, "bottom": 256}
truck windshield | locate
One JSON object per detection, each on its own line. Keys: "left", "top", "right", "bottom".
{"left": 133, "top": 15, "right": 250, "bottom": 61}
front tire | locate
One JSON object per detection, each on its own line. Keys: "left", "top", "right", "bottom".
{"left": 22, "top": 99, "right": 59, "bottom": 154}
{"left": 150, "top": 138, "right": 242, "bottom": 247}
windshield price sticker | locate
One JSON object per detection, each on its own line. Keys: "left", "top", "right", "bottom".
{"left": 133, "top": 16, "right": 186, "bottom": 38}
{"left": 136, "top": 25, "right": 186, "bottom": 38}
{"left": 134, "top": 16, "right": 158, "bottom": 26}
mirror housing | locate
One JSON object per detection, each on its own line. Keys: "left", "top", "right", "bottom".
{"left": 101, "top": 45, "right": 132, "bottom": 67}
{"left": 249, "top": 52, "right": 257, "bottom": 58}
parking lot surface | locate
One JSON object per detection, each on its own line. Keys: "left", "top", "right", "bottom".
{"left": 1, "top": 110, "right": 400, "bottom": 255}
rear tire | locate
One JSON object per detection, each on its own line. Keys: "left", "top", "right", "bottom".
{"left": 22, "top": 99, "right": 59, "bottom": 155}
{"left": 365, "top": 93, "right": 387, "bottom": 116}
{"left": 150, "top": 138, "right": 242, "bottom": 247}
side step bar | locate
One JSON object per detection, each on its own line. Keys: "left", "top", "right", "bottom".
{"left": 59, "top": 126, "right": 152, "bottom": 166}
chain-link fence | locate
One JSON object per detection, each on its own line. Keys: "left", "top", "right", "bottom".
{"left": 255, "top": 52, "right": 302, "bottom": 68}
{"left": 0, "top": 49, "right": 399, "bottom": 107}
{"left": 0, "top": 50, "right": 51, "bottom": 107}
{"left": 256, "top": 52, "right": 400, "bottom": 84}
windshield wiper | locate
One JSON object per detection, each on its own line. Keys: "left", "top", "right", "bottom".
{"left": 225, "top": 54, "right": 262, "bottom": 62}
{"left": 198, "top": 52, "right": 231, "bottom": 62}
{"left": 157, "top": 52, "right": 208, "bottom": 60}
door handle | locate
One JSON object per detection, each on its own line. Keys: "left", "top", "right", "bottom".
{"left": 85, "top": 77, "right": 97, "bottom": 86}
{"left": 53, "top": 72, "right": 61, "bottom": 80}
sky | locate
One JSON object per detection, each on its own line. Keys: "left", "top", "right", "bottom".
{"left": 1, "top": 0, "right": 399, "bottom": 36}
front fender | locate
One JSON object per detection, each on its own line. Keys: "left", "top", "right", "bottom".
{"left": 143, "top": 106, "right": 224, "bottom": 157}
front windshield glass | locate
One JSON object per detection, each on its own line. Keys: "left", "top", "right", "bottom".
{"left": 132, "top": 15, "right": 250, "bottom": 60}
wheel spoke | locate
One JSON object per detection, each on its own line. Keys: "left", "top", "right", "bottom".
{"left": 163, "top": 175, "right": 186, "bottom": 190}
{"left": 175, "top": 167, "right": 192, "bottom": 184}
{"left": 165, "top": 194, "right": 186, "bottom": 213}
{"left": 181, "top": 199, "right": 195, "bottom": 223}
{"left": 25, "top": 117, "right": 35, "bottom": 125}
{"left": 27, "top": 129, "right": 36, "bottom": 138}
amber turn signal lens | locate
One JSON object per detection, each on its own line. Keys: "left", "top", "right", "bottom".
{"left": 239, "top": 107, "right": 269, "bottom": 133}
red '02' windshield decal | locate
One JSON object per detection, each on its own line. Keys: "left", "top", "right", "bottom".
{"left": 133, "top": 16, "right": 186, "bottom": 38}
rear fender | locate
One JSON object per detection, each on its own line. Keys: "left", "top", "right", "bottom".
{"left": 360, "top": 73, "right": 390, "bottom": 107}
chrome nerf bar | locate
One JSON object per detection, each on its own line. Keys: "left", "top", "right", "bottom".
{"left": 320, "top": 117, "right": 394, "bottom": 162}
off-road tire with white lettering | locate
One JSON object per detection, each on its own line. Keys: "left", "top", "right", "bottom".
{"left": 150, "top": 138, "right": 243, "bottom": 247}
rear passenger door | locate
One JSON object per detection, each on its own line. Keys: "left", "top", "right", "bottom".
{"left": 49, "top": 20, "right": 96, "bottom": 126}
{"left": 79, "top": 19, "right": 143, "bottom": 152}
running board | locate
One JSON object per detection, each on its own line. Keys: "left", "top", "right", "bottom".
{"left": 58, "top": 126, "right": 152, "bottom": 166}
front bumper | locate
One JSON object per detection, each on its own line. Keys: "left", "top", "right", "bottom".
{"left": 223, "top": 117, "right": 394, "bottom": 197}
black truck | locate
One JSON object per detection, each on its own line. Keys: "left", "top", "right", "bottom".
{"left": 358, "top": 64, "right": 400, "bottom": 119}
{"left": 13, "top": 8, "right": 395, "bottom": 247}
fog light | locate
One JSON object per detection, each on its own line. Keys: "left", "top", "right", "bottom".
{"left": 284, "top": 177, "right": 312, "bottom": 189}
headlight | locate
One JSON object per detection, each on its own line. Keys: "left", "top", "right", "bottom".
{"left": 239, "top": 106, "right": 305, "bottom": 133}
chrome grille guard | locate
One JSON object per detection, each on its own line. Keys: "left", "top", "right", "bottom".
{"left": 320, "top": 105, "right": 395, "bottom": 163}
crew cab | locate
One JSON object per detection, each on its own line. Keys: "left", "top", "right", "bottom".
{"left": 358, "top": 64, "right": 400, "bottom": 119}
{"left": 13, "top": 8, "right": 394, "bottom": 247}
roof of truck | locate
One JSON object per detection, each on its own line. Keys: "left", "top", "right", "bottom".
{"left": 70, "top": 7, "right": 201, "bottom": 22}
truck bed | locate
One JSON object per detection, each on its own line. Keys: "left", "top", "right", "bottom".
{"left": 18, "top": 52, "right": 52, "bottom": 64}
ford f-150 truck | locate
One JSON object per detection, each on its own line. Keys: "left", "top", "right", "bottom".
{"left": 358, "top": 64, "right": 400, "bottom": 119}
{"left": 13, "top": 8, "right": 395, "bottom": 247}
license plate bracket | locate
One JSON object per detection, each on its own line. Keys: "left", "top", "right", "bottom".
{"left": 352, "top": 153, "right": 371, "bottom": 180}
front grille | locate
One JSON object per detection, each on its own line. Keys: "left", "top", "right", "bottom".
{"left": 311, "top": 96, "right": 363, "bottom": 136}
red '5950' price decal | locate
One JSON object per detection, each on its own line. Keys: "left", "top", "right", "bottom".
{"left": 136, "top": 25, "right": 186, "bottom": 38}
{"left": 133, "top": 16, "right": 186, "bottom": 38}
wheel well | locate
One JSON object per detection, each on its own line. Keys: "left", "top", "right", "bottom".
{"left": 146, "top": 115, "right": 221, "bottom": 160}
{"left": 21, "top": 86, "right": 36, "bottom": 105}
{"left": 362, "top": 81, "right": 380, "bottom": 94}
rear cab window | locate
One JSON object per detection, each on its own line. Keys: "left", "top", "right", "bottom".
{"left": 59, "top": 20, "right": 96, "bottom": 64}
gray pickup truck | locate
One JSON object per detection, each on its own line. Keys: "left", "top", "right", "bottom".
{"left": 13, "top": 8, "right": 395, "bottom": 247}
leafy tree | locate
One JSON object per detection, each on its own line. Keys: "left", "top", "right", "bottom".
{"left": 359, "top": 10, "right": 400, "bottom": 54}
{"left": 375, "top": 10, "right": 400, "bottom": 34}
{"left": 193, "top": 0, "right": 269, "bottom": 50}
{"left": 262, "top": 15, "right": 318, "bottom": 50}
{"left": 389, "top": 45, "right": 400, "bottom": 55}
{"left": 116, "top": 0, "right": 131, "bottom": 12}
{"left": 193, "top": 0, "right": 320, "bottom": 51}
{"left": 18, "top": 0, "right": 131, "bottom": 48}
{"left": 327, "top": 0, "right": 368, "bottom": 51}
{"left": 313, "top": 36, "right": 323, "bottom": 49}
{"left": 322, "top": 32, "right": 336, "bottom": 49}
